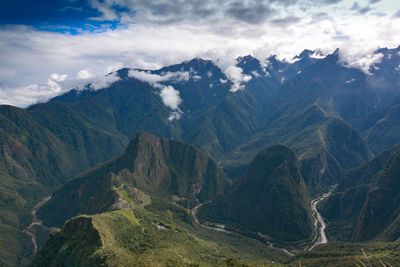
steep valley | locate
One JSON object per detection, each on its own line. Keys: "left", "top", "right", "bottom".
{"left": 0, "top": 46, "right": 400, "bottom": 266}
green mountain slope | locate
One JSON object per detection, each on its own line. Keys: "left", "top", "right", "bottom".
{"left": 37, "top": 132, "right": 230, "bottom": 227}
{"left": 32, "top": 199, "right": 287, "bottom": 267}
{"left": 320, "top": 145, "right": 400, "bottom": 242}
{"left": 365, "top": 105, "right": 400, "bottom": 153}
{"left": 0, "top": 79, "right": 182, "bottom": 265}
{"left": 354, "top": 150, "right": 400, "bottom": 241}
{"left": 223, "top": 104, "right": 372, "bottom": 190}
{"left": 0, "top": 104, "right": 127, "bottom": 266}
{"left": 199, "top": 145, "right": 313, "bottom": 243}
{"left": 288, "top": 240, "right": 400, "bottom": 267}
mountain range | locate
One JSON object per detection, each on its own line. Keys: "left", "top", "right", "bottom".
{"left": 0, "top": 45, "right": 400, "bottom": 266}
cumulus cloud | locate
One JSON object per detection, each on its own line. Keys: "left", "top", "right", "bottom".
{"left": 0, "top": 73, "right": 67, "bottom": 107}
{"left": 88, "top": 0, "right": 119, "bottom": 21}
{"left": 0, "top": 0, "right": 399, "bottom": 106}
{"left": 160, "top": 85, "right": 182, "bottom": 110}
{"left": 127, "top": 70, "right": 185, "bottom": 118}
{"left": 128, "top": 70, "right": 189, "bottom": 85}
{"left": 87, "top": 72, "right": 121, "bottom": 90}
{"left": 339, "top": 50, "right": 384, "bottom": 74}
{"left": 76, "top": 69, "right": 95, "bottom": 79}
{"left": 0, "top": 71, "right": 121, "bottom": 107}
{"left": 223, "top": 65, "right": 252, "bottom": 92}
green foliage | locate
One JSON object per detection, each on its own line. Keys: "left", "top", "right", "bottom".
{"left": 3, "top": 52, "right": 400, "bottom": 266}
{"left": 37, "top": 132, "right": 230, "bottom": 228}
{"left": 320, "top": 146, "right": 400, "bottom": 242}
{"left": 0, "top": 172, "right": 47, "bottom": 265}
{"left": 199, "top": 145, "right": 314, "bottom": 244}
{"left": 287, "top": 240, "right": 400, "bottom": 267}
{"left": 222, "top": 104, "right": 372, "bottom": 191}
{"left": 365, "top": 105, "right": 400, "bottom": 153}
{"left": 355, "top": 151, "right": 400, "bottom": 241}
{"left": 33, "top": 202, "right": 286, "bottom": 266}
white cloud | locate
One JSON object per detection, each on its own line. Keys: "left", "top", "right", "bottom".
{"left": 160, "top": 85, "right": 182, "bottom": 110}
{"left": 76, "top": 69, "right": 95, "bottom": 79}
{"left": 223, "top": 65, "right": 252, "bottom": 92}
{"left": 88, "top": 0, "right": 119, "bottom": 21}
{"left": 0, "top": 71, "right": 121, "bottom": 107}
{"left": 168, "top": 111, "right": 182, "bottom": 121}
{"left": 50, "top": 73, "right": 68, "bottom": 82}
{"left": 395, "top": 64, "right": 400, "bottom": 71}
{"left": 339, "top": 50, "right": 384, "bottom": 74}
{"left": 0, "top": 73, "right": 67, "bottom": 107}
{"left": 128, "top": 70, "right": 190, "bottom": 85}
{"left": 87, "top": 72, "right": 121, "bottom": 90}
{"left": 310, "top": 50, "right": 328, "bottom": 59}
{"left": 0, "top": 1, "right": 399, "bottom": 106}
{"left": 127, "top": 69, "right": 184, "bottom": 118}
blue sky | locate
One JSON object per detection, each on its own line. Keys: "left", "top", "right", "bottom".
{"left": 0, "top": 0, "right": 122, "bottom": 33}
{"left": 0, "top": 0, "right": 399, "bottom": 106}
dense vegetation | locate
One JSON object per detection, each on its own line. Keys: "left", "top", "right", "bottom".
{"left": 37, "top": 132, "right": 230, "bottom": 227}
{"left": 33, "top": 188, "right": 287, "bottom": 266}
{"left": 0, "top": 46, "right": 399, "bottom": 266}
{"left": 320, "top": 145, "right": 400, "bottom": 242}
{"left": 198, "top": 145, "right": 313, "bottom": 244}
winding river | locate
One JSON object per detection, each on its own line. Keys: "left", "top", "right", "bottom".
{"left": 23, "top": 196, "right": 55, "bottom": 255}
{"left": 309, "top": 185, "right": 337, "bottom": 250}
{"left": 191, "top": 185, "right": 337, "bottom": 256}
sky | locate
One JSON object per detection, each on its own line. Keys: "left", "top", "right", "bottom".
{"left": 0, "top": 0, "right": 399, "bottom": 107}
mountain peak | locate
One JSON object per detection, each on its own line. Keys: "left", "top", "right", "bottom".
{"left": 199, "top": 144, "right": 313, "bottom": 242}
{"left": 294, "top": 49, "right": 314, "bottom": 59}
{"left": 237, "top": 55, "right": 263, "bottom": 73}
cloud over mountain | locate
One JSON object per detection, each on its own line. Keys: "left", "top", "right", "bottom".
{"left": 0, "top": 0, "right": 399, "bottom": 106}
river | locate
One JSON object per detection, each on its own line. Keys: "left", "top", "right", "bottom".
{"left": 23, "top": 196, "right": 56, "bottom": 255}
{"left": 308, "top": 185, "right": 337, "bottom": 250}
{"left": 191, "top": 185, "right": 337, "bottom": 255}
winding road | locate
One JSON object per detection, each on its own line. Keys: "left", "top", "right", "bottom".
{"left": 23, "top": 196, "right": 56, "bottom": 255}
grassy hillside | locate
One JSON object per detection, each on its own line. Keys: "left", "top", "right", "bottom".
{"left": 288, "top": 240, "right": 400, "bottom": 267}
{"left": 32, "top": 190, "right": 287, "bottom": 266}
